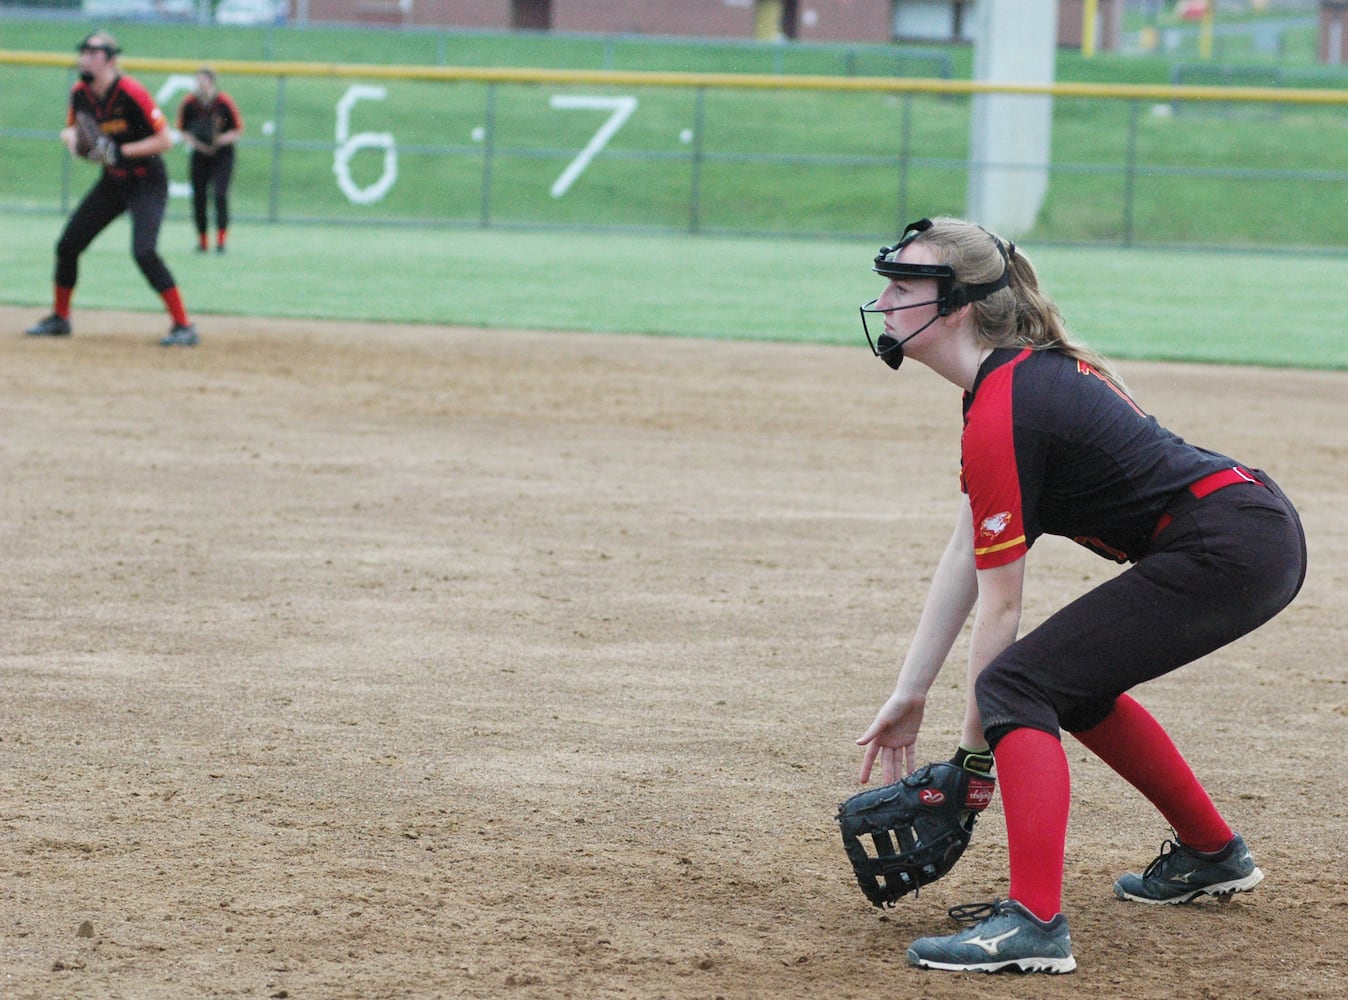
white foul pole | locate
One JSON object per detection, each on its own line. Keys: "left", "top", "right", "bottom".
{"left": 966, "top": 0, "right": 1059, "bottom": 236}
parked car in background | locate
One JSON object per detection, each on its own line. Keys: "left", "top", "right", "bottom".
{"left": 82, "top": 0, "right": 195, "bottom": 20}
{"left": 215, "top": 0, "right": 286, "bottom": 25}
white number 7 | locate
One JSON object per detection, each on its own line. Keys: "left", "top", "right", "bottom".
{"left": 547, "top": 95, "right": 638, "bottom": 198}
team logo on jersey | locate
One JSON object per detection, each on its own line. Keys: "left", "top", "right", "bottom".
{"left": 978, "top": 511, "right": 1013, "bottom": 542}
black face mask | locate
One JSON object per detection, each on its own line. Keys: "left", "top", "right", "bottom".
{"left": 76, "top": 37, "right": 120, "bottom": 84}
{"left": 859, "top": 218, "right": 1014, "bottom": 372}
{"left": 858, "top": 297, "right": 947, "bottom": 370}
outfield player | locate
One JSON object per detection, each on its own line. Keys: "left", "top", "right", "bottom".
{"left": 853, "top": 216, "right": 1306, "bottom": 973}
{"left": 25, "top": 31, "right": 199, "bottom": 346}
{"left": 177, "top": 67, "right": 244, "bottom": 255}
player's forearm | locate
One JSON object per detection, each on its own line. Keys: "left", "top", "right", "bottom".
{"left": 961, "top": 562, "right": 1024, "bottom": 746}
{"left": 121, "top": 130, "right": 172, "bottom": 160}
{"left": 892, "top": 517, "right": 978, "bottom": 700}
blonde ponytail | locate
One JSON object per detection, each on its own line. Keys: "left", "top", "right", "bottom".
{"left": 912, "top": 217, "right": 1128, "bottom": 393}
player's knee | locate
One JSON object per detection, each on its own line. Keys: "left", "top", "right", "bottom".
{"left": 132, "top": 248, "right": 162, "bottom": 271}
{"left": 973, "top": 664, "right": 1013, "bottom": 737}
{"left": 973, "top": 659, "right": 1013, "bottom": 714}
{"left": 975, "top": 657, "right": 1059, "bottom": 744}
{"left": 133, "top": 253, "right": 174, "bottom": 292}
{"left": 1060, "top": 700, "right": 1115, "bottom": 734}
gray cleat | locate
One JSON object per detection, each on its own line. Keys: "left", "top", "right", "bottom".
{"left": 907, "top": 899, "right": 1076, "bottom": 974}
{"left": 25, "top": 313, "right": 72, "bottom": 337}
{"left": 1114, "top": 833, "right": 1263, "bottom": 905}
{"left": 159, "top": 323, "right": 199, "bottom": 347}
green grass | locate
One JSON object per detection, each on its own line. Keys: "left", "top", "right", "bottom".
{"left": 2, "top": 18, "right": 1347, "bottom": 248}
{"left": 2, "top": 17, "right": 1343, "bottom": 370}
{"left": 2, "top": 208, "right": 1342, "bottom": 370}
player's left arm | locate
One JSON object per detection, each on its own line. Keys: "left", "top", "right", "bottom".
{"left": 119, "top": 127, "right": 172, "bottom": 160}
{"left": 962, "top": 555, "right": 1026, "bottom": 744}
{"left": 118, "top": 126, "right": 172, "bottom": 160}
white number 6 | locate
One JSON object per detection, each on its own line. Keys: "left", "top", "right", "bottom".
{"left": 334, "top": 85, "right": 398, "bottom": 206}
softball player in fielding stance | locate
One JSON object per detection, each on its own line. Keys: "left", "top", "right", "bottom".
{"left": 853, "top": 217, "right": 1306, "bottom": 973}
{"left": 25, "top": 31, "right": 198, "bottom": 346}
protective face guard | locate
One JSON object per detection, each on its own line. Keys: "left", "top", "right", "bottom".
{"left": 859, "top": 296, "right": 945, "bottom": 370}
{"left": 860, "top": 218, "right": 1013, "bottom": 370}
{"left": 872, "top": 220, "right": 958, "bottom": 296}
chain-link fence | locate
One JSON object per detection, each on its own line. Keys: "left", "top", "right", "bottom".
{"left": 3, "top": 47, "right": 1346, "bottom": 250}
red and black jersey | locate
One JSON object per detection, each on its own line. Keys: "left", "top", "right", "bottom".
{"left": 68, "top": 74, "right": 168, "bottom": 173}
{"left": 177, "top": 90, "right": 244, "bottom": 144}
{"left": 961, "top": 347, "right": 1239, "bottom": 568}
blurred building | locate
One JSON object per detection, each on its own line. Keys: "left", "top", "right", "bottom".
{"left": 317, "top": 0, "right": 888, "bottom": 41}
{"left": 294, "top": 1, "right": 1342, "bottom": 63}
{"left": 310, "top": 0, "right": 1115, "bottom": 48}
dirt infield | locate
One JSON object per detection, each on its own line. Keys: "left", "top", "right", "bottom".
{"left": 2, "top": 305, "right": 1344, "bottom": 1000}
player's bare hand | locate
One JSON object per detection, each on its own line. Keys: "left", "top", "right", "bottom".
{"left": 855, "top": 691, "right": 926, "bottom": 785}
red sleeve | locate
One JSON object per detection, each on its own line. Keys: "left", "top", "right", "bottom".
{"left": 219, "top": 92, "right": 244, "bottom": 133}
{"left": 962, "top": 352, "right": 1031, "bottom": 569}
{"left": 117, "top": 75, "right": 169, "bottom": 134}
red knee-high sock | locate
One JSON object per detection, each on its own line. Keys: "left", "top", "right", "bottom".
{"left": 994, "top": 726, "right": 1071, "bottom": 923}
{"left": 54, "top": 286, "right": 73, "bottom": 318}
{"left": 1073, "top": 693, "right": 1231, "bottom": 853}
{"left": 160, "top": 286, "right": 190, "bottom": 327}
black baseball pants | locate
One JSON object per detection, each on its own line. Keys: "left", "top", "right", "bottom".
{"left": 55, "top": 160, "right": 175, "bottom": 293}
{"left": 190, "top": 148, "right": 235, "bottom": 236}
{"left": 976, "top": 472, "right": 1308, "bottom": 746}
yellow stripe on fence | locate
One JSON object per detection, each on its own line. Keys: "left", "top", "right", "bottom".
{"left": 3, "top": 49, "right": 1347, "bottom": 106}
